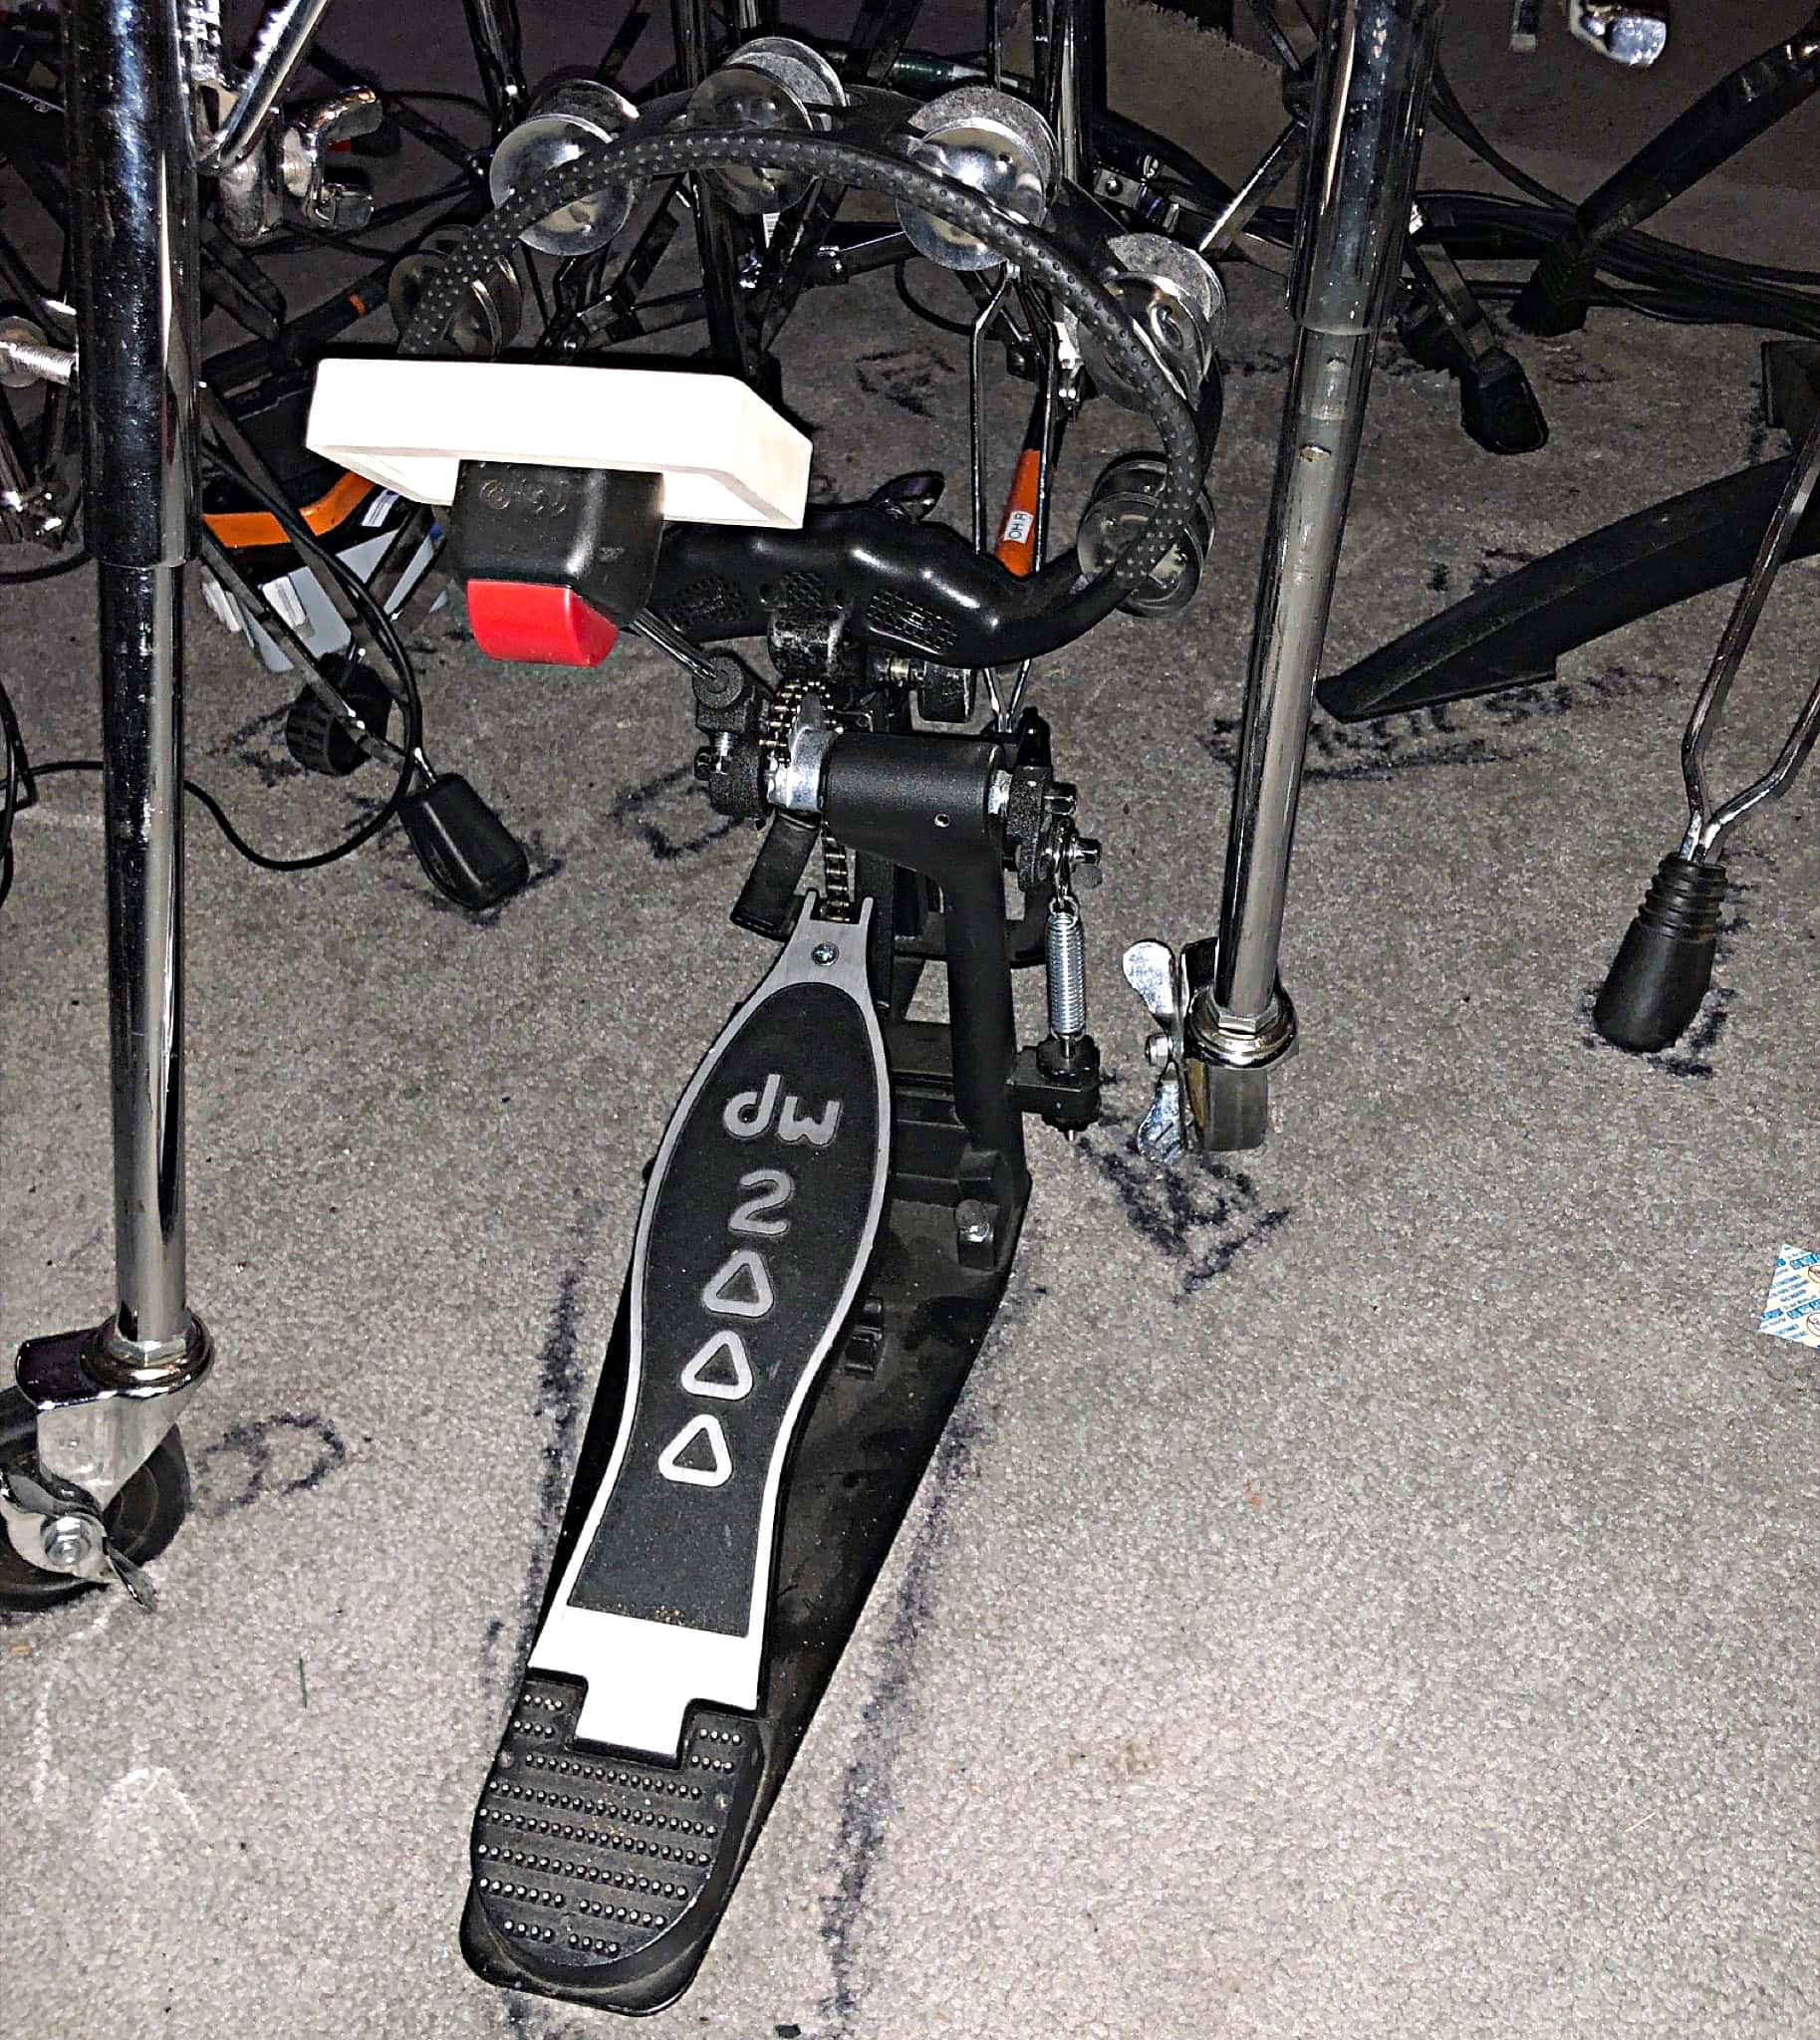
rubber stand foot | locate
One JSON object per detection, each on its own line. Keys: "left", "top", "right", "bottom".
{"left": 1593, "top": 853, "right": 1727, "bottom": 1053}
{"left": 1510, "top": 240, "right": 1593, "bottom": 338}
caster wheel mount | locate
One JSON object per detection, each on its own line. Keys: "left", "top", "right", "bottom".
{"left": 0, "top": 1387, "right": 190, "bottom": 1615}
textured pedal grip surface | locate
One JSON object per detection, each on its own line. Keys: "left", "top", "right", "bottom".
{"left": 466, "top": 1672, "right": 762, "bottom": 2013}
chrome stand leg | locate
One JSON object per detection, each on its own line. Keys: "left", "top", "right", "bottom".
{"left": 4, "top": 0, "right": 212, "bottom": 1597}
{"left": 97, "top": 565, "right": 191, "bottom": 1358}
{"left": 1186, "top": 0, "right": 1445, "bottom": 1149}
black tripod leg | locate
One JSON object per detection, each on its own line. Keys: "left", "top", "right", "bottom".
{"left": 1512, "top": 6, "right": 1820, "bottom": 336}
{"left": 1399, "top": 241, "right": 1548, "bottom": 456}
{"left": 1317, "top": 458, "right": 1818, "bottom": 722}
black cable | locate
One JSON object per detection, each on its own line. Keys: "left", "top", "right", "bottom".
{"left": 28, "top": 758, "right": 411, "bottom": 875}
{"left": 195, "top": 407, "right": 427, "bottom": 865}
{"left": 1429, "top": 58, "right": 1820, "bottom": 294}
{"left": 197, "top": 426, "right": 424, "bottom": 752}
{"left": 255, "top": 178, "right": 475, "bottom": 261}
{"left": 1414, "top": 188, "right": 1820, "bottom": 340}
{"left": 892, "top": 257, "right": 974, "bottom": 335}
{"left": 0, "top": 547, "right": 90, "bottom": 587}
{"left": 391, "top": 89, "right": 492, "bottom": 119}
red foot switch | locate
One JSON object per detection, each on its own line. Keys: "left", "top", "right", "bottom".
{"left": 450, "top": 462, "right": 663, "bottom": 667}
{"left": 466, "top": 581, "right": 620, "bottom": 666}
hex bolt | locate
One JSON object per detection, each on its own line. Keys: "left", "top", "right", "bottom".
{"left": 0, "top": 320, "right": 77, "bottom": 389}
{"left": 40, "top": 1514, "right": 95, "bottom": 1572}
{"left": 954, "top": 1198, "right": 994, "bottom": 1247}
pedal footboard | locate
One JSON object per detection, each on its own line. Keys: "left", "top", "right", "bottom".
{"left": 463, "top": 898, "right": 1019, "bottom": 2012}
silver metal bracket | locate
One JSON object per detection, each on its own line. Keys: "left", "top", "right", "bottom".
{"left": 1122, "top": 937, "right": 1199, "bottom": 1165}
{"left": 2, "top": 1318, "right": 212, "bottom": 1598}
{"left": 17, "top": 1317, "right": 212, "bottom": 1507}
{"left": 1565, "top": 0, "right": 1669, "bottom": 68}
{"left": 1124, "top": 939, "right": 1298, "bottom": 1159}
{"left": 0, "top": 1459, "right": 160, "bottom": 1610}
{"left": 1183, "top": 982, "right": 1297, "bottom": 1154}
{"left": 217, "top": 87, "right": 381, "bottom": 245}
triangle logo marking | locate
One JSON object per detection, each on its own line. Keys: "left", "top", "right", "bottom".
{"left": 656, "top": 1413, "right": 732, "bottom": 1488}
{"left": 679, "top": 1328, "right": 754, "bottom": 1402}
{"left": 701, "top": 1247, "right": 774, "bottom": 1320}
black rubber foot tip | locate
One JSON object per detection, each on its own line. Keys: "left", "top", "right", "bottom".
{"left": 1509, "top": 242, "right": 1594, "bottom": 339}
{"left": 1593, "top": 853, "right": 1726, "bottom": 1054}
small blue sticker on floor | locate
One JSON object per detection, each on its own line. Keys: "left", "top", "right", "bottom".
{"left": 1759, "top": 1245, "right": 1820, "bottom": 1348}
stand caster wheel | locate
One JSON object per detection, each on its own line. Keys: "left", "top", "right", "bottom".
{"left": 283, "top": 657, "right": 394, "bottom": 777}
{"left": 0, "top": 1387, "right": 190, "bottom": 1614}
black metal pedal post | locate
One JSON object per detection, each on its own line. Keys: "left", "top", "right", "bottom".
{"left": 824, "top": 733, "right": 1027, "bottom": 1202}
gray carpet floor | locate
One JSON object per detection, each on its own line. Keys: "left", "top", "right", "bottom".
{"left": 3, "top": 12, "right": 1819, "bottom": 2039}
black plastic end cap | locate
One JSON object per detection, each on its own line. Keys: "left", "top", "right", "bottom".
{"left": 1509, "top": 240, "right": 1594, "bottom": 338}
{"left": 730, "top": 810, "right": 818, "bottom": 939}
{"left": 1460, "top": 350, "right": 1549, "bottom": 457}
{"left": 398, "top": 774, "right": 530, "bottom": 911}
{"left": 1593, "top": 853, "right": 1726, "bottom": 1054}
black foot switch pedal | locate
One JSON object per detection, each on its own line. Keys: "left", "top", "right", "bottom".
{"left": 464, "top": 895, "right": 939, "bottom": 2013}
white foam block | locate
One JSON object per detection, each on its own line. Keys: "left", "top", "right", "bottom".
{"left": 305, "top": 359, "right": 811, "bottom": 528}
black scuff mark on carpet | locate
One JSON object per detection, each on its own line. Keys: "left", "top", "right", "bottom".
{"left": 499, "top": 1995, "right": 595, "bottom": 2040}
{"left": 480, "top": 1197, "right": 607, "bottom": 1700}
{"left": 207, "top": 702, "right": 309, "bottom": 790}
{"left": 498, "top": 1993, "right": 604, "bottom": 2040}
{"left": 189, "top": 1413, "right": 350, "bottom": 1517}
{"left": 854, "top": 346, "right": 956, "bottom": 418}
{"left": 1213, "top": 659, "right": 1679, "bottom": 785}
{"left": 814, "top": 1246, "right": 1050, "bottom": 2040}
{"left": 1743, "top": 381, "right": 1774, "bottom": 468}
{"left": 610, "top": 761, "right": 744, "bottom": 864}
{"left": 486, "top": 1210, "right": 616, "bottom": 2037}
{"left": 1200, "top": 702, "right": 1523, "bottom": 783}
{"left": 1535, "top": 343, "right": 1617, "bottom": 390}
{"left": 1074, "top": 1074, "right": 1294, "bottom": 1297}
{"left": 1225, "top": 343, "right": 1293, "bottom": 379}
{"left": 379, "top": 823, "right": 567, "bottom": 924}
{"left": 1470, "top": 544, "right": 1543, "bottom": 591}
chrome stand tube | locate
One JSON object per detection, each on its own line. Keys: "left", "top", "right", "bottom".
{"left": 5, "top": 0, "right": 211, "bottom": 1598}
{"left": 62, "top": 0, "right": 203, "bottom": 1365}
{"left": 1209, "top": 329, "right": 1374, "bottom": 1027}
{"left": 1187, "top": 0, "right": 1444, "bottom": 1148}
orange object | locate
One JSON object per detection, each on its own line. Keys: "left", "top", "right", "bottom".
{"left": 994, "top": 446, "right": 1042, "bottom": 576}
{"left": 203, "top": 468, "right": 375, "bottom": 551}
